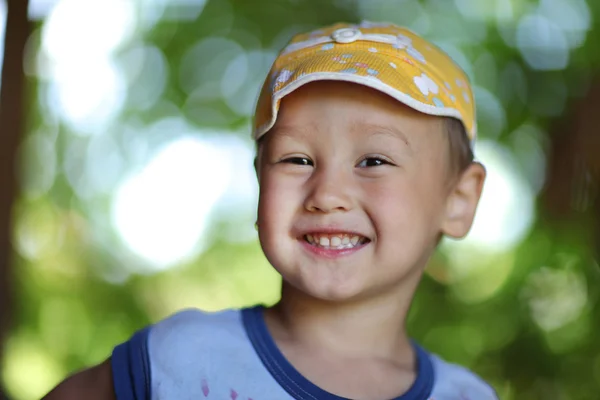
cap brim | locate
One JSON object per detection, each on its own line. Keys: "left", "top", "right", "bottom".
{"left": 253, "top": 50, "right": 475, "bottom": 141}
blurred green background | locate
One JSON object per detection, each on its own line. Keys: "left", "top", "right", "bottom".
{"left": 0, "top": 0, "right": 599, "bottom": 399}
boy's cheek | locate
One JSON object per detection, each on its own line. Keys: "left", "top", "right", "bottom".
{"left": 360, "top": 180, "right": 418, "bottom": 205}
{"left": 258, "top": 181, "right": 299, "bottom": 214}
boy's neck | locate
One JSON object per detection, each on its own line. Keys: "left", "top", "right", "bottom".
{"left": 265, "top": 276, "right": 421, "bottom": 360}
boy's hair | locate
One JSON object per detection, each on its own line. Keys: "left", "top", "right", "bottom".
{"left": 446, "top": 118, "right": 474, "bottom": 175}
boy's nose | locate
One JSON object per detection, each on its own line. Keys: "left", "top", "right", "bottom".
{"left": 303, "top": 168, "right": 353, "bottom": 213}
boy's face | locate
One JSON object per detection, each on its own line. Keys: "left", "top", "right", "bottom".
{"left": 256, "top": 81, "right": 484, "bottom": 302}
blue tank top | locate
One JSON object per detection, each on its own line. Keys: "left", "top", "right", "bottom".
{"left": 111, "top": 306, "right": 497, "bottom": 400}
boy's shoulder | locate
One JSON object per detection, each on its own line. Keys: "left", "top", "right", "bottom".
{"left": 112, "top": 308, "right": 249, "bottom": 400}
{"left": 149, "top": 307, "right": 244, "bottom": 345}
{"left": 428, "top": 352, "right": 499, "bottom": 400}
{"left": 144, "top": 308, "right": 277, "bottom": 398}
{"left": 148, "top": 307, "right": 253, "bottom": 365}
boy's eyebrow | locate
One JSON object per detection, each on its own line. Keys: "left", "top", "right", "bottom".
{"left": 271, "top": 122, "right": 412, "bottom": 148}
{"left": 357, "top": 122, "right": 411, "bottom": 147}
{"left": 270, "top": 123, "right": 315, "bottom": 140}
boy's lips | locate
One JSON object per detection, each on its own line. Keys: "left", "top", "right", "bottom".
{"left": 297, "top": 229, "right": 371, "bottom": 258}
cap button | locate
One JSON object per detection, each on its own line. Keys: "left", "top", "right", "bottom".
{"left": 331, "top": 28, "right": 361, "bottom": 44}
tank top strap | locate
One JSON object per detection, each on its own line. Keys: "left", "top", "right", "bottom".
{"left": 111, "top": 326, "right": 152, "bottom": 400}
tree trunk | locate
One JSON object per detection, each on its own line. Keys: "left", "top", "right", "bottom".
{"left": 543, "top": 78, "right": 600, "bottom": 256}
{"left": 0, "top": 0, "right": 30, "bottom": 398}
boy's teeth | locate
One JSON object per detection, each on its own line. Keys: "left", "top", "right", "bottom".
{"left": 305, "top": 233, "right": 366, "bottom": 249}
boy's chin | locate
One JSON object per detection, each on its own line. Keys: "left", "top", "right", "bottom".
{"left": 282, "top": 277, "right": 376, "bottom": 304}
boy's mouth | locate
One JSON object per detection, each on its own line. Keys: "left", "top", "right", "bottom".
{"left": 304, "top": 233, "right": 370, "bottom": 250}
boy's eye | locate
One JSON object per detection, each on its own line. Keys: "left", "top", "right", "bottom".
{"left": 282, "top": 157, "right": 313, "bottom": 166}
{"left": 357, "top": 156, "right": 392, "bottom": 168}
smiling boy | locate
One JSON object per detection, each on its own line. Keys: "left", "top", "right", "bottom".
{"left": 44, "top": 22, "right": 497, "bottom": 400}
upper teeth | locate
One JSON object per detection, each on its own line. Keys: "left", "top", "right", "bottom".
{"left": 306, "top": 234, "right": 365, "bottom": 249}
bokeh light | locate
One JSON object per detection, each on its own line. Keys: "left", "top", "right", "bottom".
{"left": 120, "top": 44, "right": 169, "bottom": 111}
{"left": 16, "top": 131, "right": 57, "bottom": 199}
{"left": 2, "top": 334, "right": 65, "bottom": 400}
{"left": 40, "top": 0, "right": 135, "bottom": 134}
{"left": 516, "top": 14, "right": 570, "bottom": 71}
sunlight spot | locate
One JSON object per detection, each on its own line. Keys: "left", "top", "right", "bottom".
{"left": 2, "top": 334, "right": 65, "bottom": 400}
{"left": 448, "top": 252, "right": 515, "bottom": 303}
{"left": 111, "top": 136, "right": 232, "bottom": 268}
{"left": 0, "top": 1, "right": 6, "bottom": 86}
{"left": 42, "top": 0, "right": 135, "bottom": 59}
{"left": 46, "top": 58, "right": 126, "bottom": 135}
{"left": 454, "top": 140, "right": 534, "bottom": 252}
{"left": 523, "top": 266, "right": 588, "bottom": 332}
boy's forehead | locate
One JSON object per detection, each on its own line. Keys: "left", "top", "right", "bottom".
{"left": 275, "top": 81, "right": 412, "bottom": 120}
{"left": 272, "top": 118, "right": 411, "bottom": 146}
{"left": 270, "top": 81, "right": 444, "bottom": 142}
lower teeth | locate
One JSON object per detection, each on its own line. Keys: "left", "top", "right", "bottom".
{"left": 317, "top": 244, "right": 355, "bottom": 250}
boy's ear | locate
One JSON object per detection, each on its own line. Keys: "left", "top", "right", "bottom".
{"left": 441, "top": 162, "right": 486, "bottom": 239}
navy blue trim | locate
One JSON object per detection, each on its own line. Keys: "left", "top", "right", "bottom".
{"left": 111, "top": 326, "right": 152, "bottom": 400}
{"left": 242, "top": 306, "right": 434, "bottom": 400}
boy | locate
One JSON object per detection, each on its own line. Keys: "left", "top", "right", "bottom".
{"left": 44, "top": 22, "right": 497, "bottom": 399}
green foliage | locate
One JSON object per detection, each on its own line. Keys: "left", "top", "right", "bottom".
{"left": 4, "top": 0, "right": 600, "bottom": 399}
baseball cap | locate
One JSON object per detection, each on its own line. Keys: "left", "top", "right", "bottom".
{"left": 253, "top": 21, "right": 476, "bottom": 144}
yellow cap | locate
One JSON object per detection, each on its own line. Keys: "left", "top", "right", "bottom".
{"left": 253, "top": 21, "right": 476, "bottom": 143}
